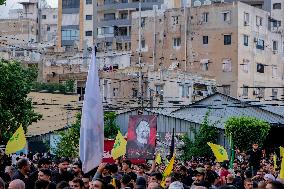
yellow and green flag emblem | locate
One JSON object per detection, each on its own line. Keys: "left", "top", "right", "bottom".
{"left": 111, "top": 131, "right": 127, "bottom": 159}
{"left": 161, "top": 155, "right": 175, "bottom": 187}
{"left": 280, "top": 146, "right": 284, "bottom": 157}
{"left": 280, "top": 155, "right": 284, "bottom": 179}
{"left": 207, "top": 142, "right": 229, "bottom": 162}
{"left": 5, "top": 125, "right": 26, "bottom": 155}
{"left": 155, "top": 153, "right": 162, "bottom": 165}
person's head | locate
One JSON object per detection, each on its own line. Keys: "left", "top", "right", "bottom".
{"left": 0, "top": 177, "right": 5, "bottom": 189}
{"left": 8, "top": 179, "right": 25, "bottom": 189}
{"left": 38, "top": 158, "right": 51, "bottom": 169}
{"left": 169, "top": 181, "right": 184, "bottom": 189}
{"left": 191, "top": 160, "right": 198, "bottom": 169}
{"left": 264, "top": 174, "right": 276, "bottom": 184}
{"left": 17, "top": 158, "right": 30, "bottom": 174}
{"left": 72, "top": 162, "right": 82, "bottom": 175}
{"left": 70, "top": 178, "right": 84, "bottom": 189}
{"left": 121, "top": 174, "right": 131, "bottom": 187}
{"left": 258, "top": 181, "right": 266, "bottom": 189}
{"left": 204, "top": 162, "right": 212, "bottom": 171}
{"left": 136, "top": 120, "right": 150, "bottom": 144}
{"left": 244, "top": 178, "right": 253, "bottom": 189}
{"left": 122, "top": 160, "right": 132, "bottom": 171}
{"left": 266, "top": 181, "right": 284, "bottom": 189}
{"left": 56, "top": 181, "right": 70, "bottom": 189}
{"left": 38, "top": 169, "right": 52, "bottom": 182}
{"left": 194, "top": 168, "right": 206, "bottom": 183}
{"left": 147, "top": 182, "right": 160, "bottom": 189}
{"left": 136, "top": 177, "right": 147, "bottom": 189}
{"left": 180, "top": 166, "right": 187, "bottom": 176}
{"left": 149, "top": 172, "right": 163, "bottom": 184}
{"left": 82, "top": 175, "right": 90, "bottom": 189}
{"left": 35, "top": 180, "right": 50, "bottom": 189}
{"left": 92, "top": 179, "right": 106, "bottom": 189}
{"left": 58, "top": 158, "right": 70, "bottom": 173}
{"left": 165, "top": 176, "right": 175, "bottom": 188}
{"left": 226, "top": 174, "right": 234, "bottom": 184}
{"left": 252, "top": 143, "right": 259, "bottom": 150}
{"left": 109, "top": 164, "right": 118, "bottom": 174}
{"left": 5, "top": 166, "right": 14, "bottom": 176}
{"left": 256, "top": 170, "right": 264, "bottom": 178}
{"left": 136, "top": 164, "right": 146, "bottom": 175}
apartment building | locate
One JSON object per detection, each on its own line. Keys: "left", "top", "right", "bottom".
{"left": 131, "top": 1, "right": 284, "bottom": 101}
{"left": 95, "top": 0, "right": 164, "bottom": 53}
{"left": 40, "top": 8, "right": 58, "bottom": 43}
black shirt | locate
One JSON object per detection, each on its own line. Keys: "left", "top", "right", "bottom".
{"left": 247, "top": 149, "right": 262, "bottom": 168}
{"left": 12, "top": 170, "right": 29, "bottom": 189}
{"left": 52, "top": 170, "right": 74, "bottom": 184}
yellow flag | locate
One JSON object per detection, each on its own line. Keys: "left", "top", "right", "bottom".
{"left": 111, "top": 131, "right": 127, "bottom": 159}
{"left": 280, "top": 146, "right": 284, "bottom": 157}
{"left": 111, "top": 178, "right": 116, "bottom": 187}
{"left": 5, "top": 125, "right": 26, "bottom": 155}
{"left": 207, "top": 142, "right": 229, "bottom": 162}
{"left": 280, "top": 155, "right": 284, "bottom": 179}
{"left": 155, "top": 153, "right": 162, "bottom": 165}
{"left": 274, "top": 154, "right": 278, "bottom": 171}
{"left": 161, "top": 155, "right": 175, "bottom": 187}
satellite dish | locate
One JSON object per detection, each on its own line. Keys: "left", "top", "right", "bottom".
{"left": 204, "top": 0, "right": 212, "bottom": 5}
{"left": 193, "top": 0, "right": 202, "bottom": 6}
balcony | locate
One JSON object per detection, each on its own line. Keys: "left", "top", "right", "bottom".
{"left": 97, "top": 0, "right": 162, "bottom": 11}
{"left": 97, "top": 18, "right": 131, "bottom": 27}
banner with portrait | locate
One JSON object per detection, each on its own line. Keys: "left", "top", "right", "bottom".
{"left": 126, "top": 115, "right": 157, "bottom": 159}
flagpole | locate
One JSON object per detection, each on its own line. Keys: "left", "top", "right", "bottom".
{"left": 229, "top": 133, "right": 234, "bottom": 169}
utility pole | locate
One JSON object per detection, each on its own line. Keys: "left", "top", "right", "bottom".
{"left": 184, "top": 1, "right": 188, "bottom": 72}
{"left": 152, "top": 5, "right": 157, "bottom": 69}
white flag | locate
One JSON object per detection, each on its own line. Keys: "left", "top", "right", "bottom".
{"left": 79, "top": 49, "right": 104, "bottom": 173}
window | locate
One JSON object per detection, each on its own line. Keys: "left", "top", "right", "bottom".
{"left": 200, "top": 59, "right": 209, "bottom": 71}
{"left": 224, "top": 35, "right": 231, "bottom": 45}
{"left": 42, "top": 15, "right": 46, "bottom": 19}
{"left": 222, "top": 85, "right": 230, "bottom": 95}
{"left": 155, "top": 85, "right": 164, "bottom": 95}
{"left": 113, "top": 88, "right": 118, "bottom": 97}
{"left": 85, "top": 31, "right": 92, "bottom": 36}
{"left": 257, "top": 63, "right": 265, "bottom": 73}
{"left": 222, "top": 11, "right": 230, "bottom": 22}
{"left": 256, "top": 39, "right": 265, "bottom": 50}
{"left": 53, "top": 15, "right": 57, "bottom": 19}
{"left": 180, "top": 85, "right": 190, "bottom": 98}
{"left": 242, "top": 59, "right": 249, "bottom": 73}
{"left": 132, "top": 89, "right": 138, "bottom": 97}
{"left": 61, "top": 29, "right": 79, "bottom": 40}
{"left": 222, "top": 58, "right": 232, "bottom": 72}
{"left": 243, "top": 85, "right": 248, "bottom": 96}
{"left": 254, "top": 87, "right": 265, "bottom": 98}
{"left": 86, "top": 15, "right": 92, "bottom": 20}
{"left": 243, "top": 35, "right": 248, "bottom": 46}
{"left": 47, "top": 25, "right": 50, "bottom": 31}
{"left": 272, "top": 66, "right": 278, "bottom": 77}
{"left": 273, "top": 41, "right": 278, "bottom": 51}
{"left": 244, "top": 12, "right": 249, "bottom": 25}
{"left": 203, "top": 12, "right": 209, "bottom": 23}
{"left": 173, "top": 37, "right": 181, "bottom": 48}
{"left": 272, "top": 20, "right": 281, "bottom": 28}
{"left": 273, "top": 3, "right": 281, "bottom": 9}
{"left": 63, "top": 0, "right": 80, "bottom": 8}
{"left": 141, "top": 40, "right": 146, "bottom": 48}
{"left": 272, "top": 89, "right": 278, "bottom": 100}
{"left": 203, "top": 36, "right": 208, "bottom": 44}
{"left": 256, "top": 16, "right": 263, "bottom": 26}
{"left": 141, "top": 17, "right": 146, "bottom": 27}
{"left": 104, "top": 13, "right": 115, "bottom": 21}
{"left": 86, "top": 0, "right": 92, "bottom": 4}
{"left": 120, "top": 12, "right": 128, "bottom": 19}
{"left": 116, "top": 43, "right": 122, "bottom": 51}
{"left": 172, "top": 16, "right": 179, "bottom": 25}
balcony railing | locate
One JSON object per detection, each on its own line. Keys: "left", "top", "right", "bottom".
{"left": 97, "top": 0, "right": 162, "bottom": 11}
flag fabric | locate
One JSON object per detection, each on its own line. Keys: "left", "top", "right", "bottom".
{"left": 274, "top": 154, "right": 277, "bottom": 171}
{"left": 229, "top": 134, "right": 234, "bottom": 169}
{"left": 280, "top": 155, "right": 284, "bottom": 179}
{"left": 79, "top": 49, "right": 104, "bottom": 173}
{"left": 155, "top": 153, "right": 162, "bottom": 165}
{"left": 169, "top": 128, "right": 175, "bottom": 159}
{"left": 161, "top": 155, "right": 175, "bottom": 187}
{"left": 207, "top": 142, "right": 229, "bottom": 162}
{"left": 111, "top": 178, "right": 116, "bottom": 187}
{"left": 5, "top": 125, "right": 26, "bottom": 155}
{"left": 280, "top": 146, "right": 284, "bottom": 157}
{"left": 111, "top": 131, "right": 127, "bottom": 159}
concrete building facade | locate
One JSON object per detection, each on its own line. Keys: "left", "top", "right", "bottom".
{"left": 131, "top": 1, "right": 284, "bottom": 101}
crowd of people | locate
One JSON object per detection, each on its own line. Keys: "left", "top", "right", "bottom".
{"left": 0, "top": 143, "right": 284, "bottom": 189}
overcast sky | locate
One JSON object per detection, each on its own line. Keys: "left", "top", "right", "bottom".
{"left": 0, "top": 0, "right": 58, "bottom": 18}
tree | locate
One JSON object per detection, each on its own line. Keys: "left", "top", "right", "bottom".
{"left": 181, "top": 111, "right": 219, "bottom": 160}
{"left": 54, "top": 114, "right": 81, "bottom": 158}
{"left": 54, "top": 112, "right": 120, "bottom": 157}
{"left": 0, "top": 59, "right": 41, "bottom": 144}
{"left": 225, "top": 116, "right": 270, "bottom": 151}
{"left": 0, "top": 0, "right": 6, "bottom": 5}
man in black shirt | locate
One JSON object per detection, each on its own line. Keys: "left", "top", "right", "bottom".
{"left": 246, "top": 144, "right": 262, "bottom": 176}
{"left": 52, "top": 157, "right": 74, "bottom": 184}
{"left": 11, "top": 158, "right": 30, "bottom": 188}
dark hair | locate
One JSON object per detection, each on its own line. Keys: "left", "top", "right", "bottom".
{"left": 38, "top": 158, "right": 51, "bottom": 168}
{"left": 123, "top": 160, "right": 132, "bottom": 168}
{"left": 269, "top": 181, "right": 284, "bottom": 189}
{"left": 109, "top": 164, "right": 118, "bottom": 173}
{"left": 180, "top": 166, "right": 187, "bottom": 172}
{"left": 17, "top": 158, "right": 29, "bottom": 169}
{"left": 39, "top": 168, "right": 52, "bottom": 177}
{"left": 95, "top": 178, "right": 107, "bottom": 189}
{"left": 106, "top": 184, "right": 115, "bottom": 189}
{"left": 35, "top": 180, "right": 50, "bottom": 189}
{"left": 73, "top": 162, "right": 82, "bottom": 170}
{"left": 72, "top": 178, "right": 84, "bottom": 188}
{"left": 121, "top": 174, "right": 132, "bottom": 185}
{"left": 59, "top": 157, "right": 70, "bottom": 164}
{"left": 150, "top": 172, "right": 163, "bottom": 181}
{"left": 56, "top": 181, "right": 70, "bottom": 189}
{"left": 244, "top": 178, "right": 252, "bottom": 184}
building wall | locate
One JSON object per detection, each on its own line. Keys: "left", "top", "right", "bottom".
{"left": 40, "top": 8, "right": 58, "bottom": 43}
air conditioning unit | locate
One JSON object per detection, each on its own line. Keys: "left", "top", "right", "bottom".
{"left": 244, "top": 21, "right": 249, "bottom": 26}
